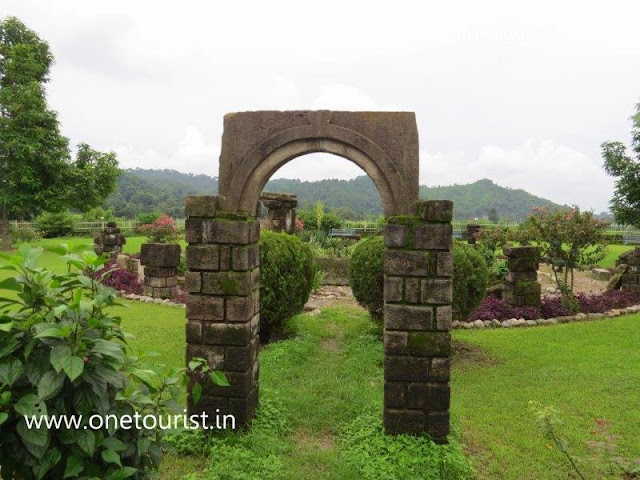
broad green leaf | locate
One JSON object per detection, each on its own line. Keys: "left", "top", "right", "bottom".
{"left": 50, "top": 345, "right": 72, "bottom": 374}
{"left": 64, "top": 356, "right": 85, "bottom": 382}
{"left": 45, "top": 245, "right": 68, "bottom": 256}
{"left": 0, "top": 277, "right": 22, "bottom": 292}
{"left": 17, "top": 417, "right": 48, "bottom": 446}
{"left": 63, "top": 454, "right": 84, "bottom": 478}
{"left": 0, "top": 390, "right": 10, "bottom": 405}
{"left": 109, "top": 467, "right": 138, "bottom": 480}
{"left": 0, "top": 265, "right": 17, "bottom": 271}
{"left": 188, "top": 359, "right": 202, "bottom": 371}
{"left": 192, "top": 381, "right": 202, "bottom": 405}
{"left": 0, "top": 359, "right": 24, "bottom": 386}
{"left": 78, "top": 429, "right": 96, "bottom": 455}
{"left": 32, "top": 447, "right": 61, "bottom": 480}
{"left": 101, "top": 449, "right": 122, "bottom": 467}
{"left": 210, "top": 370, "right": 230, "bottom": 387}
{"left": 35, "top": 326, "right": 70, "bottom": 339}
{"left": 37, "top": 370, "right": 65, "bottom": 401}
{"left": 0, "top": 320, "right": 13, "bottom": 332}
{"left": 0, "top": 412, "right": 8, "bottom": 425}
{"left": 102, "top": 436, "right": 127, "bottom": 452}
{"left": 132, "top": 368, "right": 157, "bottom": 385}
{"left": 14, "top": 393, "right": 47, "bottom": 417}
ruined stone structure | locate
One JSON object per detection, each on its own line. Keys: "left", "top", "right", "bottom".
{"left": 94, "top": 221, "right": 126, "bottom": 256}
{"left": 616, "top": 248, "right": 640, "bottom": 293}
{"left": 464, "top": 224, "right": 481, "bottom": 245}
{"left": 260, "top": 192, "right": 298, "bottom": 234}
{"left": 503, "top": 246, "right": 541, "bottom": 308}
{"left": 185, "top": 111, "right": 452, "bottom": 440}
{"left": 140, "top": 243, "right": 181, "bottom": 299}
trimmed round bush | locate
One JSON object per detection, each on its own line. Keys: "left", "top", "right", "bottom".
{"left": 349, "top": 235, "right": 385, "bottom": 323}
{"left": 452, "top": 240, "right": 488, "bottom": 320}
{"left": 35, "top": 211, "right": 76, "bottom": 237}
{"left": 259, "top": 230, "right": 317, "bottom": 342}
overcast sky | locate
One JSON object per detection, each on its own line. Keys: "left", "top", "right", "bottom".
{"left": 4, "top": 0, "right": 640, "bottom": 212}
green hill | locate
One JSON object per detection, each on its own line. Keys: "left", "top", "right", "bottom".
{"left": 104, "top": 169, "right": 566, "bottom": 221}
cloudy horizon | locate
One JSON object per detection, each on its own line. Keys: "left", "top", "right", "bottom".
{"left": 4, "top": 0, "right": 639, "bottom": 213}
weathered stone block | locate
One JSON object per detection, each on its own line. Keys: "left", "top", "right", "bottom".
{"left": 186, "top": 343, "right": 225, "bottom": 369}
{"left": 225, "top": 341, "right": 259, "bottom": 372}
{"left": 417, "top": 200, "right": 453, "bottom": 223}
{"left": 186, "top": 218, "right": 204, "bottom": 243}
{"left": 406, "top": 332, "right": 451, "bottom": 356}
{"left": 508, "top": 257, "right": 538, "bottom": 272}
{"left": 219, "top": 246, "right": 231, "bottom": 270}
{"left": 421, "top": 279, "right": 452, "bottom": 304}
{"left": 203, "top": 322, "right": 253, "bottom": 346}
{"left": 144, "top": 266, "right": 177, "bottom": 278}
{"left": 202, "top": 271, "right": 252, "bottom": 296}
{"left": 187, "top": 245, "right": 220, "bottom": 270}
{"left": 186, "top": 295, "right": 224, "bottom": 322}
{"left": 436, "top": 252, "right": 453, "bottom": 277}
{"left": 385, "top": 305, "right": 433, "bottom": 331}
{"left": 427, "top": 411, "right": 450, "bottom": 439}
{"left": 404, "top": 278, "right": 421, "bottom": 304}
{"left": 185, "top": 195, "right": 218, "bottom": 217}
{"left": 148, "top": 277, "right": 167, "bottom": 288}
{"left": 226, "top": 296, "right": 255, "bottom": 322}
{"left": 384, "top": 382, "right": 406, "bottom": 409}
{"left": 232, "top": 245, "right": 258, "bottom": 271}
{"left": 504, "top": 246, "right": 539, "bottom": 258}
{"left": 385, "top": 356, "right": 430, "bottom": 382}
{"left": 413, "top": 224, "right": 452, "bottom": 250}
{"left": 429, "top": 358, "right": 451, "bottom": 382}
{"left": 406, "top": 383, "right": 450, "bottom": 410}
{"left": 435, "top": 306, "right": 452, "bottom": 331}
{"left": 202, "top": 366, "right": 255, "bottom": 397}
{"left": 140, "top": 243, "right": 181, "bottom": 268}
{"left": 207, "top": 220, "right": 251, "bottom": 245}
{"left": 384, "top": 225, "right": 409, "bottom": 248}
{"left": 383, "top": 276, "right": 403, "bottom": 302}
{"left": 506, "top": 271, "right": 537, "bottom": 282}
{"left": 383, "top": 331, "right": 408, "bottom": 354}
{"left": 185, "top": 272, "right": 202, "bottom": 293}
{"left": 385, "top": 251, "right": 430, "bottom": 276}
{"left": 186, "top": 320, "right": 203, "bottom": 343}
{"left": 383, "top": 409, "right": 425, "bottom": 435}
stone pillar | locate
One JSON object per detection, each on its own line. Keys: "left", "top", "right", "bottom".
{"left": 140, "top": 243, "right": 181, "bottom": 299}
{"left": 94, "top": 221, "right": 126, "bottom": 256}
{"left": 503, "top": 246, "right": 541, "bottom": 307}
{"left": 184, "top": 196, "right": 260, "bottom": 427}
{"left": 383, "top": 200, "right": 453, "bottom": 443}
{"left": 260, "top": 192, "right": 298, "bottom": 234}
{"left": 464, "top": 224, "right": 481, "bottom": 245}
{"left": 619, "top": 248, "right": 640, "bottom": 293}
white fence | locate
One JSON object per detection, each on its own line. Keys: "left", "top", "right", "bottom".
{"left": 10, "top": 219, "right": 187, "bottom": 235}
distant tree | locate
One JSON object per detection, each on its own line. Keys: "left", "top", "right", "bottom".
{"left": 488, "top": 207, "right": 499, "bottom": 223}
{"left": 602, "top": 102, "right": 640, "bottom": 226}
{"left": 0, "top": 17, "right": 118, "bottom": 250}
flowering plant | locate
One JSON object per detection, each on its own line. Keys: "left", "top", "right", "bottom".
{"left": 138, "top": 213, "right": 179, "bottom": 243}
{"left": 295, "top": 217, "right": 304, "bottom": 232}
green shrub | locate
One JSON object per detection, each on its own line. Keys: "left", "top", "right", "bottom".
{"left": 35, "top": 211, "right": 76, "bottom": 238}
{"left": 135, "top": 212, "right": 161, "bottom": 225}
{"left": 452, "top": 240, "right": 489, "bottom": 320}
{"left": 9, "top": 227, "right": 40, "bottom": 244}
{"left": 259, "top": 231, "right": 317, "bottom": 342}
{"left": 0, "top": 245, "right": 226, "bottom": 480}
{"left": 349, "top": 235, "right": 385, "bottom": 323}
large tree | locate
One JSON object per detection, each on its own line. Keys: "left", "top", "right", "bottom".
{"left": 0, "top": 17, "right": 119, "bottom": 250}
{"left": 602, "top": 102, "right": 640, "bottom": 226}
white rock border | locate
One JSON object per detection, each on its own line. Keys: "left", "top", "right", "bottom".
{"left": 116, "top": 290, "right": 186, "bottom": 308}
{"left": 453, "top": 305, "right": 640, "bottom": 329}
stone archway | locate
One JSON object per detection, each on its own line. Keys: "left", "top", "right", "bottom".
{"left": 184, "top": 111, "right": 453, "bottom": 442}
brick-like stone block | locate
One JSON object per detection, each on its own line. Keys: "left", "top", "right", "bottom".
{"left": 421, "top": 279, "right": 452, "bottom": 304}
{"left": 203, "top": 322, "right": 253, "bottom": 346}
{"left": 436, "top": 252, "right": 453, "bottom": 277}
{"left": 407, "top": 383, "right": 450, "bottom": 410}
{"left": 232, "top": 245, "right": 258, "bottom": 271}
{"left": 144, "top": 266, "right": 177, "bottom": 278}
{"left": 385, "top": 251, "right": 431, "bottom": 276}
{"left": 384, "top": 225, "right": 409, "bottom": 248}
{"left": 407, "top": 332, "right": 451, "bottom": 357}
{"left": 383, "top": 276, "right": 403, "bottom": 302}
{"left": 413, "top": 224, "right": 452, "bottom": 250}
{"left": 187, "top": 245, "right": 219, "bottom": 270}
{"left": 506, "top": 271, "right": 537, "bottom": 283}
{"left": 384, "top": 382, "right": 406, "bottom": 408}
{"left": 185, "top": 272, "right": 202, "bottom": 293}
{"left": 202, "top": 271, "right": 252, "bottom": 296}
{"left": 404, "top": 278, "right": 421, "bottom": 304}
{"left": 385, "top": 305, "right": 433, "bottom": 331}
{"left": 186, "top": 218, "right": 205, "bottom": 243}
{"left": 219, "top": 246, "right": 231, "bottom": 270}
{"left": 435, "top": 306, "right": 452, "bottom": 331}
{"left": 227, "top": 386, "right": 259, "bottom": 425}
{"left": 207, "top": 220, "right": 251, "bottom": 245}
{"left": 226, "top": 296, "right": 255, "bottom": 322}
{"left": 429, "top": 358, "right": 450, "bottom": 382}
{"left": 185, "top": 195, "right": 218, "bottom": 217}
{"left": 225, "top": 341, "right": 259, "bottom": 372}
{"left": 202, "top": 366, "right": 255, "bottom": 397}
{"left": 417, "top": 200, "right": 453, "bottom": 223}
{"left": 508, "top": 257, "right": 539, "bottom": 272}
{"left": 140, "top": 243, "right": 181, "bottom": 268}
{"left": 385, "top": 356, "right": 430, "bottom": 382}
{"left": 186, "top": 295, "right": 224, "bottom": 322}
{"left": 384, "top": 331, "right": 408, "bottom": 354}
{"left": 383, "top": 409, "right": 425, "bottom": 434}
{"left": 186, "top": 343, "right": 225, "bottom": 369}
{"left": 427, "top": 411, "right": 450, "bottom": 440}
{"left": 148, "top": 277, "right": 167, "bottom": 288}
{"left": 504, "top": 246, "right": 539, "bottom": 258}
{"left": 186, "top": 321, "right": 203, "bottom": 343}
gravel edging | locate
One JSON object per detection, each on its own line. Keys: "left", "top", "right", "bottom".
{"left": 453, "top": 305, "right": 640, "bottom": 329}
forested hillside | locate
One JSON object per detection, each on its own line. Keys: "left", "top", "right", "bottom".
{"left": 103, "top": 169, "right": 566, "bottom": 221}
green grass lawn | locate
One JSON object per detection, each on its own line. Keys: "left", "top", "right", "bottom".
{"left": 599, "top": 243, "right": 635, "bottom": 268}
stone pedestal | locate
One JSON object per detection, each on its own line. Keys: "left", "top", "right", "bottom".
{"left": 618, "top": 248, "right": 640, "bottom": 293}
{"left": 260, "top": 192, "right": 298, "bottom": 234}
{"left": 94, "top": 222, "right": 126, "bottom": 256}
{"left": 184, "top": 195, "right": 260, "bottom": 428}
{"left": 464, "top": 224, "right": 481, "bottom": 245}
{"left": 503, "top": 246, "right": 541, "bottom": 307}
{"left": 383, "top": 200, "right": 453, "bottom": 443}
{"left": 140, "top": 243, "right": 181, "bottom": 299}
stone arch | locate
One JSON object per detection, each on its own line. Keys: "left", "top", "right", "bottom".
{"left": 184, "top": 111, "right": 453, "bottom": 443}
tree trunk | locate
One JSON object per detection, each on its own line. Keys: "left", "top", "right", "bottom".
{"left": 1, "top": 205, "right": 12, "bottom": 251}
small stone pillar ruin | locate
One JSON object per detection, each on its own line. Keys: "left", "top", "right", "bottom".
{"left": 184, "top": 196, "right": 260, "bottom": 427}
{"left": 464, "top": 224, "right": 481, "bottom": 245}
{"left": 94, "top": 221, "right": 126, "bottom": 257}
{"left": 503, "top": 246, "right": 541, "bottom": 307}
{"left": 617, "top": 248, "right": 640, "bottom": 293}
{"left": 140, "top": 243, "right": 181, "bottom": 299}
{"left": 260, "top": 192, "right": 298, "bottom": 234}
{"left": 383, "top": 200, "right": 453, "bottom": 443}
